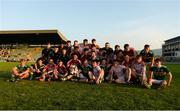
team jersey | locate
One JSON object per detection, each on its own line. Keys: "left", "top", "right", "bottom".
{"left": 57, "top": 65, "right": 68, "bottom": 75}
{"left": 123, "top": 48, "right": 136, "bottom": 58}
{"left": 16, "top": 65, "right": 29, "bottom": 73}
{"left": 93, "top": 66, "right": 102, "bottom": 78}
{"left": 64, "top": 46, "right": 72, "bottom": 56}
{"left": 122, "top": 60, "right": 132, "bottom": 68}
{"left": 150, "top": 65, "right": 169, "bottom": 80}
{"left": 80, "top": 65, "right": 93, "bottom": 77}
{"left": 67, "top": 59, "right": 81, "bottom": 68}
{"left": 109, "top": 65, "right": 126, "bottom": 79}
{"left": 71, "top": 51, "right": 81, "bottom": 59}
{"left": 89, "top": 56, "right": 100, "bottom": 65}
{"left": 140, "top": 49, "right": 154, "bottom": 62}
{"left": 101, "top": 47, "right": 114, "bottom": 56}
{"left": 36, "top": 64, "right": 45, "bottom": 72}
{"left": 114, "top": 50, "right": 124, "bottom": 62}
{"left": 132, "top": 62, "right": 146, "bottom": 75}
{"left": 59, "top": 55, "right": 70, "bottom": 66}
{"left": 42, "top": 48, "right": 54, "bottom": 59}
{"left": 53, "top": 52, "right": 61, "bottom": 64}
{"left": 44, "top": 64, "right": 57, "bottom": 72}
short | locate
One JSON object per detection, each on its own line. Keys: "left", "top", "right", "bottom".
{"left": 115, "top": 76, "right": 126, "bottom": 83}
{"left": 150, "top": 79, "right": 163, "bottom": 85}
{"left": 79, "top": 73, "right": 88, "bottom": 79}
{"left": 136, "top": 73, "right": 147, "bottom": 80}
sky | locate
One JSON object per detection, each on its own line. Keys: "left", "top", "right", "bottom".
{"left": 0, "top": 0, "right": 180, "bottom": 50}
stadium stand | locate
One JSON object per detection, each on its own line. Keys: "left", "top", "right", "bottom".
{"left": 0, "top": 30, "right": 67, "bottom": 62}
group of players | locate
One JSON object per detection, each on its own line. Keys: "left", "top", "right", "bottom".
{"left": 10, "top": 39, "right": 172, "bottom": 89}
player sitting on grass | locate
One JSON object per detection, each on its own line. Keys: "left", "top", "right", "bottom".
{"left": 147, "top": 58, "right": 172, "bottom": 89}
{"left": 39, "top": 59, "right": 58, "bottom": 82}
{"left": 89, "top": 60, "right": 104, "bottom": 84}
{"left": 108, "top": 60, "right": 130, "bottom": 83}
{"left": 66, "top": 54, "right": 82, "bottom": 81}
{"left": 57, "top": 60, "right": 68, "bottom": 81}
{"left": 79, "top": 59, "right": 93, "bottom": 82}
{"left": 130, "top": 55, "right": 147, "bottom": 85}
{"left": 10, "top": 59, "right": 30, "bottom": 82}
{"left": 29, "top": 58, "right": 45, "bottom": 80}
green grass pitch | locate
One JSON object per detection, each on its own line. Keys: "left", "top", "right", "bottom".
{"left": 0, "top": 62, "right": 179, "bottom": 110}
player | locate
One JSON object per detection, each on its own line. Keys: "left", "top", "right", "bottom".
{"left": 57, "top": 60, "right": 68, "bottom": 81}
{"left": 147, "top": 58, "right": 172, "bottom": 89}
{"left": 53, "top": 47, "right": 60, "bottom": 64}
{"left": 64, "top": 40, "right": 72, "bottom": 56}
{"left": 89, "top": 60, "right": 104, "bottom": 84}
{"left": 91, "top": 39, "right": 100, "bottom": 49}
{"left": 130, "top": 55, "right": 147, "bottom": 85}
{"left": 139, "top": 44, "right": 154, "bottom": 67}
{"left": 71, "top": 46, "right": 81, "bottom": 59}
{"left": 10, "top": 59, "right": 30, "bottom": 82}
{"left": 114, "top": 45, "right": 124, "bottom": 63}
{"left": 101, "top": 42, "right": 114, "bottom": 62}
{"left": 123, "top": 44, "right": 137, "bottom": 61}
{"left": 81, "top": 48, "right": 90, "bottom": 61}
{"left": 41, "top": 43, "right": 54, "bottom": 64}
{"left": 109, "top": 60, "right": 130, "bottom": 83}
{"left": 59, "top": 48, "right": 70, "bottom": 66}
{"left": 79, "top": 59, "right": 93, "bottom": 82}
{"left": 79, "top": 39, "right": 90, "bottom": 54}
{"left": 122, "top": 55, "right": 132, "bottom": 68}
{"left": 29, "top": 58, "right": 45, "bottom": 80}
{"left": 89, "top": 51, "right": 100, "bottom": 65}
{"left": 39, "top": 59, "right": 58, "bottom": 82}
{"left": 66, "top": 54, "right": 82, "bottom": 81}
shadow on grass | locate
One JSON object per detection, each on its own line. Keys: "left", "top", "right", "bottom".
{"left": 0, "top": 71, "right": 11, "bottom": 80}
{"left": 0, "top": 71, "right": 163, "bottom": 90}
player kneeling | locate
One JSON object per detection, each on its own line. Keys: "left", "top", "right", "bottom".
{"left": 57, "top": 60, "right": 68, "bottom": 81}
{"left": 89, "top": 60, "right": 104, "bottom": 84}
{"left": 39, "top": 59, "right": 58, "bottom": 82}
{"left": 10, "top": 59, "right": 30, "bottom": 82}
{"left": 147, "top": 58, "right": 172, "bottom": 89}
{"left": 108, "top": 60, "right": 130, "bottom": 84}
{"left": 130, "top": 55, "right": 147, "bottom": 86}
{"left": 79, "top": 59, "right": 93, "bottom": 82}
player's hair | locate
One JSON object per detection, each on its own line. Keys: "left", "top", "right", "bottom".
{"left": 124, "top": 44, "right": 129, "bottom": 49}
{"left": 105, "top": 42, "right": 110, "bottom": 45}
{"left": 74, "top": 40, "right": 78, "bottom": 43}
{"left": 67, "top": 40, "right": 71, "bottom": 43}
{"left": 58, "top": 59, "right": 63, "bottom": 63}
{"left": 92, "top": 59, "right": 99, "bottom": 63}
{"left": 83, "top": 48, "right": 89, "bottom": 52}
{"left": 92, "top": 39, "right": 96, "bottom": 42}
{"left": 82, "top": 58, "right": 88, "bottom": 63}
{"left": 83, "top": 39, "right": 88, "bottom": 42}
{"left": 136, "top": 55, "right": 142, "bottom": 59}
{"left": 155, "top": 58, "right": 161, "bottom": 62}
{"left": 113, "top": 59, "right": 119, "bottom": 63}
{"left": 62, "top": 48, "right": 67, "bottom": 51}
{"left": 74, "top": 46, "right": 79, "bottom": 49}
{"left": 144, "top": 44, "right": 150, "bottom": 49}
{"left": 71, "top": 53, "right": 78, "bottom": 56}
{"left": 20, "top": 58, "right": 27, "bottom": 62}
{"left": 115, "top": 45, "right": 120, "bottom": 49}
